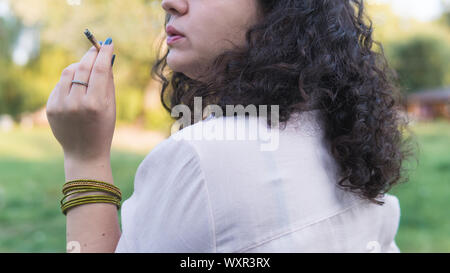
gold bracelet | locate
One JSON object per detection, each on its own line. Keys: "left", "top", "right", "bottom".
{"left": 61, "top": 199, "right": 121, "bottom": 215}
{"left": 62, "top": 185, "right": 122, "bottom": 200}
{"left": 60, "top": 188, "right": 121, "bottom": 206}
{"left": 61, "top": 194, "right": 121, "bottom": 215}
{"left": 63, "top": 180, "right": 121, "bottom": 194}
{"left": 61, "top": 194, "right": 121, "bottom": 207}
{"left": 61, "top": 179, "right": 122, "bottom": 215}
{"left": 63, "top": 180, "right": 120, "bottom": 191}
{"left": 62, "top": 185, "right": 122, "bottom": 197}
{"left": 61, "top": 195, "right": 120, "bottom": 208}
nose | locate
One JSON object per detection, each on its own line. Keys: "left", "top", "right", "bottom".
{"left": 162, "top": 0, "right": 188, "bottom": 18}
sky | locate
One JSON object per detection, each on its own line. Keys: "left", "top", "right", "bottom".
{"left": 0, "top": 0, "right": 10, "bottom": 18}
{"left": 371, "top": 0, "right": 448, "bottom": 21}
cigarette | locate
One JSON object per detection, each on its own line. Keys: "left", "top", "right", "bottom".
{"left": 84, "top": 28, "right": 101, "bottom": 51}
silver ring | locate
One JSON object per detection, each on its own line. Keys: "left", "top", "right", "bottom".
{"left": 72, "top": 80, "right": 88, "bottom": 87}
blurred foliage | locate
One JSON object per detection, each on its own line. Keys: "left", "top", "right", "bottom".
{"left": 144, "top": 106, "right": 175, "bottom": 133}
{"left": 1, "top": 0, "right": 171, "bottom": 129}
{"left": 0, "top": 11, "right": 25, "bottom": 120}
{"left": 0, "top": 11, "right": 20, "bottom": 58}
{"left": 117, "top": 86, "right": 144, "bottom": 122}
{"left": 387, "top": 36, "right": 450, "bottom": 93}
{"left": 0, "top": 64, "right": 26, "bottom": 119}
{"left": 440, "top": 11, "right": 450, "bottom": 28}
{"left": 0, "top": 0, "right": 450, "bottom": 122}
{"left": 439, "top": 1, "right": 450, "bottom": 28}
{"left": 368, "top": 2, "right": 450, "bottom": 93}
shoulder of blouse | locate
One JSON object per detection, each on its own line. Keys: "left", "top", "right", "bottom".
{"left": 117, "top": 134, "right": 216, "bottom": 252}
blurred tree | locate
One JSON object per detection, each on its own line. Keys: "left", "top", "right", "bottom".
{"left": 367, "top": 1, "right": 450, "bottom": 93}
{"left": 387, "top": 35, "right": 450, "bottom": 93}
{"left": 19, "top": 44, "right": 76, "bottom": 113}
{"left": 7, "top": 0, "right": 171, "bottom": 128}
{"left": 0, "top": 8, "right": 28, "bottom": 119}
{"left": 367, "top": 2, "right": 406, "bottom": 43}
{"left": 440, "top": 11, "right": 450, "bottom": 28}
{"left": 438, "top": 1, "right": 450, "bottom": 28}
{"left": 0, "top": 65, "right": 27, "bottom": 119}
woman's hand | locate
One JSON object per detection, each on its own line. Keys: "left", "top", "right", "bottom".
{"left": 46, "top": 40, "right": 116, "bottom": 162}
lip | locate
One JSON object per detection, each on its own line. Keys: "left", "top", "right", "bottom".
{"left": 167, "top": 35, "right": 185, "bottom": 46}
{"left": 166, "top": 25, "right": 186, "bottom": 46}
{"left": 166, "top": 25, "right": 185, "bottom": 37}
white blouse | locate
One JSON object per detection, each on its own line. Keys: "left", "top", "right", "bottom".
{"left": 114, "top": 110, "right": 401, "bottom": 253}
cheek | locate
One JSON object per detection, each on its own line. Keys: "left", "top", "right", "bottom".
{"left": 194, "top": 11, "right": 254, "bottom": 55}
{"left": 190, "top": 21, "right": 241, "bottom": 63}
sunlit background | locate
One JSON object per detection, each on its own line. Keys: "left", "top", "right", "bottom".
{"left": 0, "top": 0, "right": 449, "bottom": 252}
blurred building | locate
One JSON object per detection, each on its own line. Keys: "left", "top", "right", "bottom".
{"left": 406, "top": 86, "right": 450, "bottom": 120}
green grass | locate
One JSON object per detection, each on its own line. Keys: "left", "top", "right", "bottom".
{"left": 390, "top": 120, "right": 450, "bottom": 252}
{"left": 0, "top": 126, "right": 148, "bottom": 252}
{"left": 0, "top": 121, "right": 449, "bottom": 252}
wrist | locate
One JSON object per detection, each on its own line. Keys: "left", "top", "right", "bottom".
{"left": 64, "top": 156, "right": 114, "bottom": 185}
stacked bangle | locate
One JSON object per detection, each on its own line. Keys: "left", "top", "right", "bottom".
{"left": 61, "top": 179, "right": 122, "bottom": 215}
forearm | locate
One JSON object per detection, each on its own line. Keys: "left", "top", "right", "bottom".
{"left": 64, "top": 156, "right": 121, "bottom": 253}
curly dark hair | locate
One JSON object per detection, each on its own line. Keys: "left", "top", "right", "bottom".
{"left": 152, "top": 0, "right": 415, "bottom": 204}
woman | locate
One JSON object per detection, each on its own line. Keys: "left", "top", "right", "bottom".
{"left": 47, "top": 0, "right": 413, "bottom": 253}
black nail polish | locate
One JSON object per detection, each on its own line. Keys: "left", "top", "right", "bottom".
{"left": 111, "top": 54, "right": 116, "bottom": 67}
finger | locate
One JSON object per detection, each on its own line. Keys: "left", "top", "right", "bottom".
{"left": 87, "top": 38, "right": 114, "bottom": 97}
{"left": 59, "top": 63, "right": 79, "bottom": 96}
{"left": 68, "top": 46, "right": 99, "bottom": 99}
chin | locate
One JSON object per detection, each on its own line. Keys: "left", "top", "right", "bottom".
{"left": 167, "top": 52, "right": 203, "bottom": 80}
{"left": 167, "top": 51, "right": 189, "bottom": 72}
